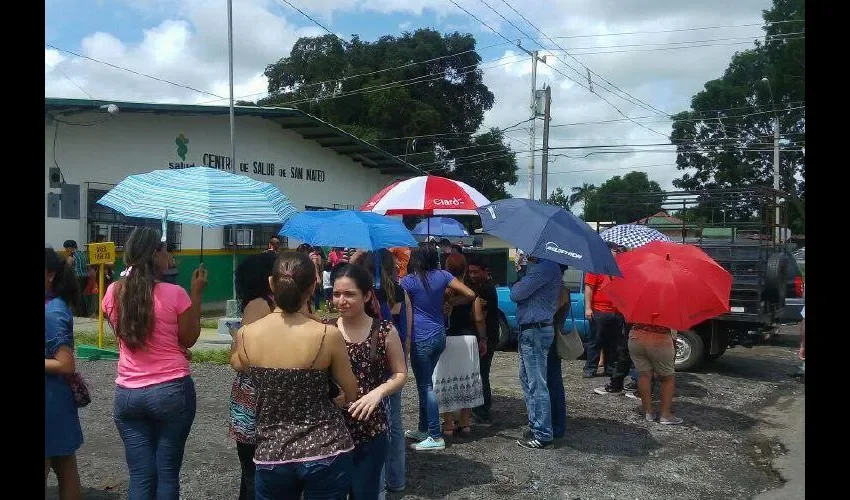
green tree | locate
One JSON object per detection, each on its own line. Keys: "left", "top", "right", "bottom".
{"left": 547, "top": 187, "right": 570, "bottom": 210}
{"left": 671, "top": 0, "right": 804, "bottom": 233}
{"left": 567, "top": 183, "right": 597, "bottom": 218}
{"left": 427, "top": 128, "right": 518, "bottom": 201}
{"left": 261, "top": 30, "right": 497, "bottom": 168}
{"left": 584, "top": 172, "right": 664, "bottom": 223}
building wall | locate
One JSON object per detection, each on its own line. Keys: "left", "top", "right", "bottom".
{"left": 45, "top": 110, "right": 402, "bottom": 250}
{"left": 45, "top": 109, "right": 404, "bottom": 305}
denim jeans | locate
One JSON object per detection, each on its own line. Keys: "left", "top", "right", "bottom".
{"left": 584, "top": 311, "right": 625, "bottom": 376}
{"left": 255, "top": 452, "right": 353, "bottom": 500}
{"left": 350, "top": 433, "right": 389, "bottom": 500}
{"left": 379, "top": 391, "right": 405, "bottom": 495}
{"left": 410, "top": 333, "right": 446, "bottom": 438}
{"left": 518, "top": 326, "right": 554, "bottom": 442}
{"left": 547, "top": 342, "right": 566, "bottom": 439}
{"left": 113, "top": 376, "right": 197, "bottom": 500}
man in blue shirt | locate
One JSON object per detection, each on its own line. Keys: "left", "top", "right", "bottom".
{"left": 510, "top": 256, "right": 562, "bottom": 449}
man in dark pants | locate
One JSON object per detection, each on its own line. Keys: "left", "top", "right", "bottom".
{"left": 63, "top": 239, "right": 89, "bottom": 317}
{"left": 594, "top": 321, "right": 636, "bottom": 395}
{"left": 583, "top": 244, "right": 625, "bottom": 378}
{"left": 467, "top": 256, "right": 499, "bottom": 423}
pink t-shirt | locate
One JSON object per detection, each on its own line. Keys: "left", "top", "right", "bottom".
{"left": 102, "top": 281, "right": 193, "bottom": 389}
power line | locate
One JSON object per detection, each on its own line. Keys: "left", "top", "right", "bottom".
{"left": 558, "top": 35, "right": 805, "bottom": 56}
{"left": 54, "top": 64, "right": 95, "bottom": 100}
{"left": 546, "top": 20, "right": 805, "bottom": 40}
{"left": 497, "top": 0, "right": 670, "bottom": 118}
{"left": 46, "top": 43, "right": 225, "bottom": 100}
{"left": 545, "top": 31, "right": 805, "bottom": 52}
{"left": 276, "top": 0, "right": 341, "bottom": 43}
{"left": 545, "top": 104, "right": 806, "bottom": 129}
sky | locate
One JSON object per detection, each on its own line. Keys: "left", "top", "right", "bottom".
{"left": 45, "top": 0, "right": 779, "bottom": 201}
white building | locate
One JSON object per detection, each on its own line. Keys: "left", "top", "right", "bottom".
{"left": 45, "top": 98, "right": 419, "bottom": 302}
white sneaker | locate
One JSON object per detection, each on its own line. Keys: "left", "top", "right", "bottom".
{"left": 410, "top": 436, "right": 445, "bottom": 451}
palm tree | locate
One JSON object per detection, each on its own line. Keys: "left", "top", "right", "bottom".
{"left": 568, "top": 183, "right": 597, "bottom": 217}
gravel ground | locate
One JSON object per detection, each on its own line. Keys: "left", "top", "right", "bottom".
{"left": 47, "top": 332, "right": 804, "bottom": 500}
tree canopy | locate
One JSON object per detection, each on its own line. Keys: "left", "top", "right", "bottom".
{"left": 259, "top": 29, "right": 518, "bottom": 199}
{"left": 670, "top": 0, "right": 804, "bottom": 232}
{"left": 583, "top": 172, "right": 664, "bottom": 223}
{"left": 547, "top": 187, "right": 570, "bottom": 211}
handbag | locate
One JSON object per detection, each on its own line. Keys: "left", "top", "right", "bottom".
{"left": 66, "top": 372, "right": 91, "bottom": 408}
{"left": 555, "top": 301, "right": 584, "bottom": 360}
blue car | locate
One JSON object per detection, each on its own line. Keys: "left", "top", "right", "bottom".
{"left": 494, "top": 268, "right": 591, "bottom": 350}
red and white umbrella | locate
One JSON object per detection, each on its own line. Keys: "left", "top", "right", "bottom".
{"left": 361, "top": 175, "right": 490, "bottom": 215}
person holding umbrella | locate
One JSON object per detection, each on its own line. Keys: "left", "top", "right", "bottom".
{"left": 511, "top": 255, "right": 562, "bottom": 449}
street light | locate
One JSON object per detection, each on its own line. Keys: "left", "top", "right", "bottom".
{"left": 761, "top": 77, "right": 781, "bottom": 243}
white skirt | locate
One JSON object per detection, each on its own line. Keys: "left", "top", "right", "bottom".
{"left": 433, "top": 334, "right": 484, "bottom": 413}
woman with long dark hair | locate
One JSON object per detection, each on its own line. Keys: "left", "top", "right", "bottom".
{"left": 229, "top": 251, "right": 277, "bottom": 500}
{"left": 231, "top": 251, "right": 359, "bottom": 499}
{"left": 401, "top": 245, "right": 476, "bottom": 451}
{"left": 101, "top": 227, "right": 207, "bottom": 500}
{"left": 357, "top": 250, "right": 412, "bottom": 494}
{"left": 45, "top": 248, "right": 83, "bottom": 499}
{"left": 331, "top": 263, "right": 407, "bottom": 499}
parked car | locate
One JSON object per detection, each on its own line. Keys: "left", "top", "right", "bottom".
{"left": 494, "top": 267, "right": 590, "bottom": 350}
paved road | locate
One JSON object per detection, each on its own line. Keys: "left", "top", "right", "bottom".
{"left": 48, "top": 332, "right": 804, "bottom": 499}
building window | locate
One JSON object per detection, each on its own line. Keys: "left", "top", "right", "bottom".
{"left": 86, "top": 183, "right": 182, "bottom": 250}
{"left": 224, "top": 224, "right": 286, "bottom": 250}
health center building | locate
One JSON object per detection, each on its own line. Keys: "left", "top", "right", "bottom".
{"left": 45, "top": 98, "right": 419, "bottom": 305}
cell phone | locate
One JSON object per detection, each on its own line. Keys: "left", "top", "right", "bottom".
{"left": 225, "top": 321, "right": 242, "bottom": 335}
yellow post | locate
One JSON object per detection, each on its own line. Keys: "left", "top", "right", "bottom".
{"left": 97, "top": 263, "right": 105, "bottom": 349}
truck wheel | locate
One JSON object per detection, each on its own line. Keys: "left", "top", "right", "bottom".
{"left": 705, "top": 345, "right": 727, "bottom": 361}
{"left": 674, "top": 330, "right": 705, "bottom": 372}
{"left": 496, "top": 315, "right": 512, "bottom": 351}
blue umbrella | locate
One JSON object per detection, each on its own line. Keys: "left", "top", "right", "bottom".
{"left": 279, "top": 210, "right": 416, "bottom": 251}
{"left": 477, "top": 198, "right": 621, "bottom": 276}
{"left": 411, "top": 217, "right": 469, "bottom": 237}
{"left": 97, "top": 167, "right": 297, "bottom": 227}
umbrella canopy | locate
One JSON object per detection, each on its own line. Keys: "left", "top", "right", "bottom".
{"left": 599, "top": 224, "right": 671, "bottom": 249}
{"left": 279, "top": 210, "right": 416, "bottom": 251}
{"left": 411, "top": 217, "right": 469, "bottom": 237}
{"left": 361, "top": 175, "right": 490, "bottom": 215}
{"left": 477, "top": 198, "right": 620, "bottom": 276}
{"left": 97, "top": 167, "right": 297, "bottom": 227}
{"left": 601, "top": 241, "right": 732, "bottom": 331}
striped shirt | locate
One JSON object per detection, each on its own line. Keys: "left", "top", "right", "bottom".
{"left": 72, "top": 250, "right": 88, "bottom": 277}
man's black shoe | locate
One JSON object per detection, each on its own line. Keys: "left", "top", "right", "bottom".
{"left": 517, "top": 437, "right": 552, "bottom": 449}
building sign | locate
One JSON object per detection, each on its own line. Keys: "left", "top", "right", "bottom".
{"left": 167, "top": 134, "right": 325, "bottom": 183}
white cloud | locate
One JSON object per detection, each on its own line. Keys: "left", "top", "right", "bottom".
{"left": 47, "top": 0, "right": 779, "bottom": 202}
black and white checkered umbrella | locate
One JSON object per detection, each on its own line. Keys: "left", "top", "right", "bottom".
{"left": 599, "top": 224, "right": 672, "bottom": 249}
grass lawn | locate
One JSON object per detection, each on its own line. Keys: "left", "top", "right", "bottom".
{"left": 74, "top": 332, "right": 230, "bottom": 365}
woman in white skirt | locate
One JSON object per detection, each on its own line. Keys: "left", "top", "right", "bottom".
{"left": 434, "top": 253, "right": 486, "bottom": 437}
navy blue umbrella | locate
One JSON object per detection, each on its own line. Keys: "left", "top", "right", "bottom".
{"left": 477, "top": 199, "right": 621, "bottom": 276}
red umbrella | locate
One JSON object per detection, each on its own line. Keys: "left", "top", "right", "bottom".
{"left": 601, "top": 241, "right": 732, "bottom": 331}
{"left": 361, "top": 175, "right": 490, "bottom": 215}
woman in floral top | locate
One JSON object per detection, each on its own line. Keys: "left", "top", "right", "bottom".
{"left": 331, "top": 263, "right": 408, "bottom": 500}
{"left": 229, "top": 252, "right": 277, "bottom": 500}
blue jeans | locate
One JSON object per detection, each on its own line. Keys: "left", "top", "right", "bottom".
{"left": 113, "top": 376, "right": 197, "bottom": 500}
{"left": 379, "top": 391, "right": 405, "bottom": 494}
{"left": 518, "top": 326, "right": 554, "bottom": 442}
{"left": 255, "top": 452, "right": 353, "bottom": 500}
{"left": 351, "top": 433, "right": 389, "bottom": 500}
{"left": 547, "top": 342, "right": 566, "bottom": 439}
{"left": 410, "top": 334, "right": 446, "bottom": 438}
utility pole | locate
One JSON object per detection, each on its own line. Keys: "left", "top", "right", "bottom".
{"left": 540, "top": 85, "right": 552, "bottom": 203}
{"left": 772, "top": 113, "right": 780, "bottom": 243}
{"left": 517, "top": 44, "right": 546, "bottom": 200}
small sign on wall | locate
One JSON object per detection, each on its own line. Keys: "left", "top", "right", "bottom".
{"left": 88, "top": 242, "right": 116, "bottom": 265}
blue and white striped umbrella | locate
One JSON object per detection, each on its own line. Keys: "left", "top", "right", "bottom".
{"left": 97, "top": 167, "right": 297, "bottom": 227}
{"left": 599, "top": 224, "right": 672, "bottom": 249}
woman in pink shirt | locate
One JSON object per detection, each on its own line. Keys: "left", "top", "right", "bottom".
{"left": 101, "top": 227, "right": 207, "bottom": 500}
